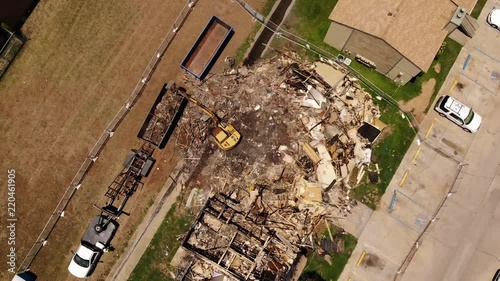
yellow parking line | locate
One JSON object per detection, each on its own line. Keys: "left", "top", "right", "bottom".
{"left": 356, "top": 251, "right": 366, "bottom": 267}
{"left": 450, "top": 76, "right": 459, "bottom": 92}
{"left": 425, "top": 122, "right": 435, "bottom": 138}
{"left": 399, "top": 171, "right": 409, "bottom": 187}
{"left": 412, "top": 147, "right": 422, "bottom": 163}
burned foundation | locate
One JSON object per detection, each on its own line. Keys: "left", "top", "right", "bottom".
{"left": 178, "top": 193, "right": 300, "bottom": 281}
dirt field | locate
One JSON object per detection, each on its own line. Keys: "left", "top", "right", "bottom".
{"left": 0, "top": 0, "right": 265, "bottom": 280}
{"left": 399, "top": 79, "right": 437, "bottom": 123}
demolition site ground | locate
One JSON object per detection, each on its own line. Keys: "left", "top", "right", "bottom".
{"left": 130, "top": 51, "right": 406, "bottom": 280}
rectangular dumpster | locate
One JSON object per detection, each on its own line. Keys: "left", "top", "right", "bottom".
{"left": 180, "top": 16, "right": 233, "bottom": 80}
{"left": 137, "top": 83, "right": 187, "bottom": 149}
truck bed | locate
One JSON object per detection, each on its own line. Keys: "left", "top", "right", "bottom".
{"left": 82, "top": 216, "right": 118, "bottom": 246}
{"left": 181, "top": 16, "right": 233, "bottom": 79}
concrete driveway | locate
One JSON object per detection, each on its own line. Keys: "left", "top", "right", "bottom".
{"left": 338, "top": 1, "right": 500, "bottom": 281}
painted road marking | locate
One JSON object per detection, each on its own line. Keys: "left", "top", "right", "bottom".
{"left": 356, "top": 251, "right": 366, "bottom": 267}
{"left": 388, "top": 212, "right": 422, "bottom": 233}
{"left": 463, "top": 54, "right": 471, "bottom": 70}
{"left": 388, "top": 190, "right": 430, "bottom": 233}
{"left": 474, "top": 47, "right": 500, "bottom": 63}
{"left": 412, "top": 147, "right": 422, "bottom": 163}
{"left": 399, "top": 170, "right": 409, "bottom": 187}
{"left": 396, "top": 189, "right": 428, "bottom": 209}
{"left": 450, "top": 76, "right": 459, "bottom": 92}
{"left": 425, "top": 122, "right": 435, "bottom": 138}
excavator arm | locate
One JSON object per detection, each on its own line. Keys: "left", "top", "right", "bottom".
{"left": 177, "top": 88, "right": 220, "bottom": 126}
{"left": 175, "top": 85, "right": 241, "bottom": 151}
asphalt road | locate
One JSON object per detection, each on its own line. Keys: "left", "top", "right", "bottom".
{"left": 401, "top": 1, "right": 500, "bottom": 280}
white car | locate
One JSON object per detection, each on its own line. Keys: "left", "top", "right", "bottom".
{"left": 434, "top": 95, "right": 482, "bottom": 133}
{"left": 487, "top": 7, "right": 500, "bottom": 30}
{"left": 68, "top": 241, "right": 104, "bottom": 278}
{"left": 68, "top": 216, "right": 118, "bottom": 278}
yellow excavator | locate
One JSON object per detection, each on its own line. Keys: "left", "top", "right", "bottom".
{"left": 177, "top": 88, "right": 241, "bottom": 151}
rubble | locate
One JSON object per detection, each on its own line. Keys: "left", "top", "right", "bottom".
{"left": 173, "top": 52, "right": 385, "bottom": 280}
{"left": 145, "top": 91, "right": 183, "bottom": 145}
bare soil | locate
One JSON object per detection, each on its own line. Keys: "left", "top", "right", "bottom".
{"left": 434, "top": 62, "right": 441, "bottom": 73}
{"left": 399, "top": 79, "right": 437, "bottom": 123}
{"left": 0, "top": 0, "right": 265, "bottom": 280}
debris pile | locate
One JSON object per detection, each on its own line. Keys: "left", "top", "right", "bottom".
{"left": 177, "top": 193, "right": 301, "bottom": 281}
{"left": 141, "top": 84, "right": 186, "bottom": 146}
{"left": 173, "top": 52, "right": 386, "bottom": 280}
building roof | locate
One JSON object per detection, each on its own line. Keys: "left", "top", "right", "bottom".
{"left": 329, "top": 0, "right": 476, "bottom": 71}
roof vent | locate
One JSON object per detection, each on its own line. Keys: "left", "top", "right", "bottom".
{"left": 388, "top": 12, "right": 393, "bottom": 16}
{"left": 451, "top": 7, "right": 466, "bottom": 26}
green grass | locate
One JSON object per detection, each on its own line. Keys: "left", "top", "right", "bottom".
{"left": 128, "top": 198, "right": 194, "bottom": 281}
{"left": 234, "top": 0, "right": 278, "bottom": 63}
{"left": 292, "top": 0, "right": 338, "bottom": 45}
{"left": 422, "top": 38, "right": 463, "bottom": 112}
{"left": 353, "top": 38, "right": 462, "bottom": 108}
{"left": 349, "top": 38, "right": 461, "bottom": 208}
{"left": 471, "top": 0, "right": 488, "bottom": 19}
{"left": 352, "top": 100, "right": 416, "bottom": 209}
{"left": 299, "top": 230, "right": 357, "bottom": 281}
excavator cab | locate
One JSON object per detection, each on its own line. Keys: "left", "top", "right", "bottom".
{"left": 212, "top": 123, "right": 241, "bottom": 151}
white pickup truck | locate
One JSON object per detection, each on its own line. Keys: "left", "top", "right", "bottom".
{"left": 68, "top": 216, "right": 118, "bottom": 278}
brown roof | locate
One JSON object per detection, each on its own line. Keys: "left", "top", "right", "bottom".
{"left": 329, "top": 0, "right": 475, "bottom": 71}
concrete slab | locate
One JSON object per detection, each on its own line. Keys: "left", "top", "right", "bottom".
{"left": 459, "top": 249, "right": 499, "bottom": 281}
{"left": 477, "top": 217, "right": 500, "bottom": 255}
{"left": 401, "top": 237, "right": 453, "bottom": 281}
{"left": 405, "top": 152, "right": 458, "bottom": 210}
{"left": 335, "top": 202, "right": 373, "bottom": 238}
{"left": 447, "top": 174, "right": 492, "bottom": 212}
{"left": 424, "top": 199, "right": 473, "bottom": 249}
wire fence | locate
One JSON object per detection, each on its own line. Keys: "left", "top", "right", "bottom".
{"left": 393, "top": 163, "right": 467, "bottom": 280}
{"left": 17, "top": 0, "right": 199, "bottom": 273}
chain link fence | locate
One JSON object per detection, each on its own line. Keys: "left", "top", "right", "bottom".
{"left": 17, "top": 0, "right": 199, "bottom": 273}
{"left": 393, "top": 163, "right": 466, "bottom": 281}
